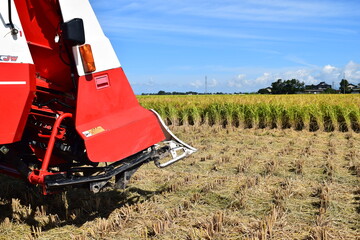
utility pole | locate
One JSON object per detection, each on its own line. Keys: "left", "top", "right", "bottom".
{"left": 343, "top": 72, "right": 346, "bottom": 94}
{"left": 205, "top": 76, "right": 208, "bottom": 94}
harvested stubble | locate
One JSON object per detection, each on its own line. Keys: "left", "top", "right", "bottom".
{"left": 138, "top": 94, "right": 360, "bottom": 132}
{"left": 0, "top": 125, "right": 358, "bottom": 239}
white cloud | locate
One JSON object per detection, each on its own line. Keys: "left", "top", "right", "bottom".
{"left": 228, "top": 70, "right": 319, "bottom": 90}
{"left": 91, "top": 0, "right": 357, "bottom": 46}
{"left": 227, "top": 74, "right": 247, "bottom": 88}
{"left": 255, "top": 72, "right": 272, "bottom": 84}
{"left": 208, "top": 78, "right": 218, "bottom": 87}
{"left": 131, "top": 78, "right": 156, "bottom": 87}
{"left": 314, "top": 65, "right": 340, "bottom": 85}
{"left": 190, "top": 78, "right": 218, "bottom": 89}
{"left": 225, "top": 61, "right": 360, "bottom": 91}
{"left": 130, "top": 61, "right": 360, "bottom": 93}
{"left": 284, "top": 55, "right": 317, "bottom": 67}
{"left": 104, "top": 0, "right": 352, "bottom": 23}
{"left": 344, "top": 61, "right": 360, "bottom": 82}
{"left": 322, "top": 64, "right": 338, "bottom": 74}
{"left": 190, "top": 80, "right": 203, "bottom": 88}
{"left": 98, "top": 18, "right": 281, "bottom": 42}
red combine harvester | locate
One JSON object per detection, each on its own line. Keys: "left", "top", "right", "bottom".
{"left": 0, "top": 0, "right": 196, "bottom": 194}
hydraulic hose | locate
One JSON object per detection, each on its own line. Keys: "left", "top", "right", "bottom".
{"left": 8, "top": 0, "right": 18, "bottom": 35}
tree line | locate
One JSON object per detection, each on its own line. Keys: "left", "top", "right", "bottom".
{"left": 141, "top": 91, "right": 239, "bottom": 95}
{"left": 258, "top": 79, "right": 305, "bottom": 94}
{"left": 257, "top": 79, "right": 349, "bottom": 94}
{"left": 142, "top": 79, "right": 357, "bottom": 95}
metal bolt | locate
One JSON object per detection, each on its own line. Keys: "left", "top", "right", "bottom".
{"left": 0, "top": 146, "right": 9, "bottom": 154}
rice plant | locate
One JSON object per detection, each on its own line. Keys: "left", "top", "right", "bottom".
{"left": 138, "top": 94, "right": 360, "bottom": 132}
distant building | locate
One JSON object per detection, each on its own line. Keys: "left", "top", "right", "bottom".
{"left": 348, "top": 83, "right": 357, "bottom": 90}
{"left": 304, "top": 82, "right": 332, "bottom": 94}
{"left": 351, "top": 83, "right": 360, "bottom": 94}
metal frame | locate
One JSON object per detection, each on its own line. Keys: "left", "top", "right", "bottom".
{"left": 28, "top": 113, "right": 73, "bottom": 189}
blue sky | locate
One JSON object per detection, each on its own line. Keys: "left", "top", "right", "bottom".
{"left": 89, "top": 0, "right": 360, "bottom": 94}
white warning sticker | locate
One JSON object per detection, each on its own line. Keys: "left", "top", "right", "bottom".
{"left": 82, "top": 126, "right": 105, "bottom": 137}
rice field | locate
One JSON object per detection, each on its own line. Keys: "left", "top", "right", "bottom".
{"left": 0, "top": 126, "right": 359, "bottom": 239}
{"left": 0, "top": 94, "right": 359, "bottom": 239}
{"left": 138, "top": 94, "right": 360, "bottom": 132}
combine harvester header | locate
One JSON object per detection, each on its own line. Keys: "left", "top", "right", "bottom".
{"left": 0, "top": 0, "right": 196, "bottom": 194}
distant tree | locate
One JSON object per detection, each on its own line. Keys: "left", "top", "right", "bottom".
{"left": 305, "top": 84, "right": 316, "bottom": 90}
{"left": 270, "top": 79, "right": 304, "bottom": 94}
{"left": 271, "top": 79, "right": 283, "bottom": 94}
{"left": 157, "top": 90, "right": 166, "bottom": 95}
{"left": 340, "top": 79, "right": 350, "bottom": 93}
{"left": 323, "top": 88, "right": 337, "bottom": 94}
{"left": 258, "top": 88, "right": 271, "bottom": 94}
{"left": 287, "top": 79, "right": 305, "bottom": 93}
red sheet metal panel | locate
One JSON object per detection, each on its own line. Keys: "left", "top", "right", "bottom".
{"left": 14, "top": 0, "right": 73, "bottom": 91}
{"left": 75, "top": 67, "right": 165, "bottom": 162}
{"left": 0, "top": 63, "right": 36, "bottom": 144}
